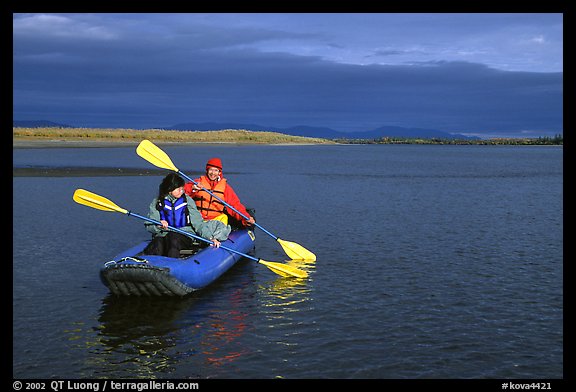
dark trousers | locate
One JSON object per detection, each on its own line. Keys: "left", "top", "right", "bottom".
{"left": 143, "top": 232, "right": 194, "bottom": 258}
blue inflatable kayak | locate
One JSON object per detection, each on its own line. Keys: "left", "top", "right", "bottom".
{"left": 100, "top": 229, "right": 256, "bottom": 296}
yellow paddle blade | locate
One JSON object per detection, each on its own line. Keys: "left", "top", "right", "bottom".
{"left": 136, "top": 139, "right": 179, "bottom": 172}
{"left": 259, "top": 260, "right": 308, "bottom": 279}
{"left": 277, "top": 238, "right": 316, "bottom": 261}
{"left": 73, "top": 189, "right": 129, "bottom": 214}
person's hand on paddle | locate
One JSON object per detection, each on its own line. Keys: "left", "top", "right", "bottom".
{"left": 211, "top": 238, "right": 221, "bottom": 248}
{"left": 159, "top": 220, "right": 169, "bottom": 229}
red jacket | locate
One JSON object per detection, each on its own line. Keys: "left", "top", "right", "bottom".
{"left": 185, "top": 175, "right": 252, "bottom": 226}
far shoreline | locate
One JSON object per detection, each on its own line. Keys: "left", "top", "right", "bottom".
{"left": 13, "top": 138, "right": 564, "bottom": 149}
{"left": 12, "top": 127, "right": 336, "bottom": 148}
{"left": 12, "top": 125, "right": 563, "bottom": 148}
{"left": 12, "top": 138, "right": 327, "bottom": 149}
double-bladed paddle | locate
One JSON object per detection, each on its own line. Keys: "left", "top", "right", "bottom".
{"left": 73, "top": 188, "right": 308, "bottom": 279}
{"left": 136, "top": 139, "right": 316, "bottom": 261}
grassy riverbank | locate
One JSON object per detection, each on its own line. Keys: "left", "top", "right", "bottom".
{"left": 13, "top": 127, "right": 563, "bottom": 146}
{"left": 12, "top": 127, "right": 334, "bottom": 145}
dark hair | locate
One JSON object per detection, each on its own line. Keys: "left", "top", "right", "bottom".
{"left": 158, "top": 172, "right": 185, "bottom": 200}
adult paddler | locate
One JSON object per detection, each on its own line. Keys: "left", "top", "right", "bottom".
{"left": 184, "top": 157, "right": 256, "bottom": 228}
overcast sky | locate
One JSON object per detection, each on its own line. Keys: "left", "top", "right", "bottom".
{"left": 13, "top": 13, "right": 563, "bottom": 137}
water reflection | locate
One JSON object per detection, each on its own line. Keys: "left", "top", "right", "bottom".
{"left": 192, "top": 288, "right": 251, "bottom": 368}
{"left": 261, "top": 259, "right": 315, "bottom": 306}
{"left": 96, "top": 296, "right": 187, "bottom": 378}
{"left": 61, "top": 260, "right": 315, "bottom": 378}
{"left": 251, "top": 260, "right": 315, "bottom": 378}
{"left": 64, "top": 281, "right": 254, "bottom": 378}
{"left": 258, "top": 260, "right": 314, "bottom": 320}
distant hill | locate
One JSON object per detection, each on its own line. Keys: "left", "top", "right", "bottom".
{"left": 165, "top": 122, "right": 478, "bottom": 140}
{"left": 13, "top": 120, "right": 72, "bottom": 128}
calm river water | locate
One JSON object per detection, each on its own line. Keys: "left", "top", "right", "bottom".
{"left": 13, "top": 144, "right": 563, "bottom": 380}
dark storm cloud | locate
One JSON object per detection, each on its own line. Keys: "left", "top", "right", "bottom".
{"left": 13, "top": 14, "right": 563, "bottom": 136}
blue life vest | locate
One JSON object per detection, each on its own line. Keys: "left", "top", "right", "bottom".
{"left": 157, "top": 196, "right": 190, "bottom": 228}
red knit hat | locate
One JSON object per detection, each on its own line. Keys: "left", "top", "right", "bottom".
{"left": 206, "top": 157, "right": 222, "bottom": 172}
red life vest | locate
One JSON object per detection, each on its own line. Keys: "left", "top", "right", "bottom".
{"left": 192, "top": 176, "right": 228, "bottom": 220}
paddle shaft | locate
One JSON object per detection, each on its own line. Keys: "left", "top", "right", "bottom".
{"left": 178, "top": 171, "right": 279, "bottom": 240}
{"left": 127, "top": 210, "right": 261, "bottom": 263}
